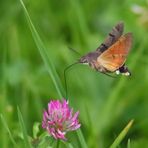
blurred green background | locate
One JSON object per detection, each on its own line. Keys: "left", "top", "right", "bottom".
{"left": 1, "top": 0, "right": 148, "bottom": 147}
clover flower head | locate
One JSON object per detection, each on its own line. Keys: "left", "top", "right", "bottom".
{"left": 42, "top": 99, "right": 81, "bottom": 140}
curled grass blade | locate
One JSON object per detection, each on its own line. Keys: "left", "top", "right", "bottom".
{"left": 19, "top": 0, "right": 64, "bottom": 98}
{"left": 110, "top": 119, "right": 134, "bottom": 148}
{"left": 33, "top": 122, "right": 40, "bottom": 139}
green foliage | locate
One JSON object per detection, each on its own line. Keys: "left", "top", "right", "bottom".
{"left": 1, "top": 0, "right": 148, "bottom": 147}
{"left": 17, "top": 107, "right": 32, "bottom": 148}
{"left": 110, "top": 120, "right": 134, "bottom": 148}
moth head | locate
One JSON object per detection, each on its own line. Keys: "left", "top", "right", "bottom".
{"left": 79, "top": 52, "right": 99, "bottom": 65}
{"left": 79, "top": 56, "right": 88, "bottom": 64}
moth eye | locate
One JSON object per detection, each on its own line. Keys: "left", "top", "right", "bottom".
{"left": 80, "top": 58, "right": 87, "bottom": 63}
{"left": 82, "top": 59, "right": 88, "bottom": 65}
{"left": 83, "top": 60, "right": 87, "bottom": 63}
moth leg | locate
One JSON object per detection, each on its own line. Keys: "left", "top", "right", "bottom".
{"left": 99, "top": 71, "right": 117, "bottom": 78}
{"left": 89, "top": 61, "right": 99, "bottom": 71}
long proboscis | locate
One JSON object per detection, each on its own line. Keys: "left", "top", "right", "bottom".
{"left": 64, "top": 62, "right": 79, "bottom": 99}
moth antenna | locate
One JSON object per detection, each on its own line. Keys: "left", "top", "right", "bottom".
{"left": 64, "top": 62, "right": 79, "bottom": 99}
{"left": 68, "top": 47, "right": 81, "bottom": 56}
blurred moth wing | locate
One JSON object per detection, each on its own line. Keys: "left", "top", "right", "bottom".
{"left": 97, "top": 33, "right": 133, "bottom": 72}
{"left": 96, "top": 22, "right": 124, "bottom": 54}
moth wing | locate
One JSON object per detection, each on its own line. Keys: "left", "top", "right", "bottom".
{"left": 96, "top": 22, "right": 124, "bottom": 53}
{"left": 97, "top": 33, "right": 132, "bottom": 72}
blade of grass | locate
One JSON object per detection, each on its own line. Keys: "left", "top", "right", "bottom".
{"left": 110, "top": 119, "right": 134, "bottom": 148}
{"left": 19, "top": 0, "right": 64, "bottom": 98}
{"left": 0, "top": 114, "right": 17, "bottom": 147}
{"left": 17, "top": 107, "right": 32, "bottom": 148}
{"left": 77, "top": 129, "right": 88, "bottom": 148}
{"left": 127, "top": 139, "right": 131, "bottom": 148}
{"left": 19, "top": 1, "right": 87, "bottom": 145}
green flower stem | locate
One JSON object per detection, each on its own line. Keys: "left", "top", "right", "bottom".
{"left": 56, "top": 139, "right": 60, "bottom": 148}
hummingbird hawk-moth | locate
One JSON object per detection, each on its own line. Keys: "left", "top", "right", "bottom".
{"left": 79, "top": 22, "right": 133, "bottom": 76}
{"left": 64, "top": 22, "right": 133, "bottom": 97}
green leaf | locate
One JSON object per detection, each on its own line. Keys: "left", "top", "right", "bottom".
{"left": 33, "top": 122, "right": 40, "bottom": 139}
{"left": 17, "top": 107, "right": 32, "bottom": 148}
{"left": 110, "top": 119, "right": 134, "bottom": 148}
{"left": 0, "top": 114, "right": 17, "bottom": 147}
{"left": 19, "top": 0, "right": 64, "bottom": 98}
{"left": 38, "top": 132, "right": 54, "bottom": 147}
